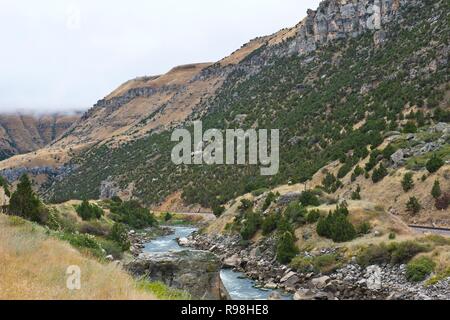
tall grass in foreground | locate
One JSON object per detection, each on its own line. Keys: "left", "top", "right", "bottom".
{"left": 0, "top": 214, "right": 155, "bottom": 300}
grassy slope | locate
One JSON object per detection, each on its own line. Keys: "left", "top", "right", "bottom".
{"left": 0, "top": 214, "right": 155, "bottom": 300}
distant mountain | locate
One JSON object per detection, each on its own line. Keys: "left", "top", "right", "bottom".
{"left": 0, "top": 113, "right": 80, "bottom": 161}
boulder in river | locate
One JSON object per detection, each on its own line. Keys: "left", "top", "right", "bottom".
{"left": 126, "top": 250, "right": 228, "bottom": 300}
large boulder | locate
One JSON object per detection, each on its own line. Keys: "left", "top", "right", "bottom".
{"left": 365, "top": 265, "right": 382, "bottom": 291}
{"left": 126, "top": 250, "right": 227, "bottom": 300}
{"left": 311, "top": 276, "right": 331, "bottom": 289}
{"left": 223, "top": 254, "right": 242, "bottom": 269}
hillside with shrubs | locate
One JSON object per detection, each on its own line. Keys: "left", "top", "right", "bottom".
{"left": 45, "top": 0, "right": 449, "bottom": 223}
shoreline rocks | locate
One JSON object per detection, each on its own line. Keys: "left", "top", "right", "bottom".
{"left": 185, "top": 233, "right": 450, "bottom": 300}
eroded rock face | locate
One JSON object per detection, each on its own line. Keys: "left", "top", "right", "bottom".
{"left": 288, "top": 0, "right": 403, "bottom": 55}
{"left": 126, "top": 250, "right": 227, "bottom": 300}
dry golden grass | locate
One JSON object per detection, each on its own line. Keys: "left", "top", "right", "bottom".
{"left": 0, "top": 214, "right": 155, "bottom": 300}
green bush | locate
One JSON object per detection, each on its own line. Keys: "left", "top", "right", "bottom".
{"left": 9, "top": 174, "right": 47, "bottom": 223}
{"left": 212, "top": 205, "right": 225, "bottom": 217}
{"left": 262, "top": 212, "right": 279, "bottom": 236}
{"left": 164, "top": 212, "right": 173, "bottom": 222}
{"left": 382, "top": 145, "right": 396, "bottom": 160}
{"left": 406, "top": 256, "right": 436, "bottom": 282}
{"left": 262, "top": 192, "right": 277, "bottom": 211}
{"left": 240, "top": 211, "right": 262, "bottom": 240}
{"left": 97, "top": 238, "right": 124, "bottom": 259}
{"left": 406, "top": 197, "right": 421, "bottom": 215}
{"left": 110, "top": 201, "right": 157, "bottom": 229}
{"left": 357, "top": 241, "right": 430, "bottom": 267}
{"left": 306, "top": 210, "right": 321, "bottom": 224}
{"left": 426, "top": 154, "right": 444, "bottom": 173}
{"left": 351, "top": 190, "right": 361, "bottom": 200}
{"left": 276, "top": 231, "right": 299, "bottom": 264}
{"left": 238, "top": 199, "right": 254, "bottom": 212}
{"left": 317, "top": 205, "right": 356, "bottom": 243}
{"left": 431, "top": 180, "right": 441, "bottom": 199}
{"left": 402, "top": 172, "right": 414, "bottom": 192}
{"left": 290, "top": 256, "right": 313, "bottom": 273}
{"left": 251, "top": 188, "right": 269, "bottom": 197}
{"left": 76, "top": 200, "right": 104, "bottom": 221}
{"left": 299, "top": 191, "right": 320, "bottom": 207}
{"left": 403, "top": 121, "right": 417, "bottom": 133}
{"left": 372, "top": 164, "right": 388, "bottom": 183}
{"left": 313, "top": 254, "right": 341, "bottom": 274}
{"left": 58, "top": 232, "right": 104, "bottom": 258}
{"left": 322, "top": 173, "right": 343, "bottom": 194}
{"left": 357, "top": 222, "right": 372, "bottom": 235}
{"left": 110, "top": 223, "right": 131, "bottom": 251}
{"left": 284, "top": 201, "right": 307, "bottom": 224}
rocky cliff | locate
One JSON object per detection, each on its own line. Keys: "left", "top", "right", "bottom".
{"left": 288, "top": 0, "right": 400, "bottom": 54}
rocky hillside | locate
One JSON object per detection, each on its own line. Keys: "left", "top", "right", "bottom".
{"left": 0, "top": 113, "right": 80, "bottom": 161}
{"left": 0, "top": 0, "right": 449, "bottom": 221}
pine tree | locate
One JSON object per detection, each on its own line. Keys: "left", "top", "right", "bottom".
{"left": 431, "top": 180, "right": 441, "bottom": 199}
{"left": 406, "top": 197, "right": 421, "bottom": 215}
{"left": 402, "top": 172, "right": 414, "bottom": 192}
{"left": 426, "top": 154, "right": 444, "bottom": 173}
{"left": 276, "top": 231, "right": 299, "bottom": 264}
{"left": 9, "top": 174, "right": 43, "bottom": 222}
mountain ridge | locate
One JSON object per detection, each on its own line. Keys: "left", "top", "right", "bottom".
{"left": 0, "top": 0, "right": 448, "bottom": 227}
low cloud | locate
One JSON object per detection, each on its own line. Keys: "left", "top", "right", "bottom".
{"left": 0, "top": 0, "right": 320, "bottom": 113}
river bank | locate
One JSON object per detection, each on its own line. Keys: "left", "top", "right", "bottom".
{"left": 183, "top": 233, "right": 450, "bottom": 300}
{"left": 126, "top": 226, "right": 292, "bottom": 300}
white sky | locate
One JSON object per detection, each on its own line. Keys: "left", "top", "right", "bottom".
{"left": 0, "top": 0, "right": 320, "bottom": 113}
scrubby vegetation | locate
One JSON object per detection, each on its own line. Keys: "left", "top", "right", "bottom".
{"left": 276, "top": 231, "right": 299, "bottom": 264}
{"left": 76, "top": 199, "right": 104, "bottom": 221}
{"left": 9, "top": 175, "right": 48, "bottom": 223}
{"left": 356, "top": 240, "right": 436, "bottom": 267}
{"left": 290, "top": 253, "right": 342, "bottom": 274}
{"left": 406, "top": 197, "right": 421, "bottom": 215}
{"left": 406, "top": 256, "right": 436, "bottom": 282}
{"left": 316, "top": 204, "right": 356, "bottom": 243}
{"left": 0, "top": 176, "right": 10, "bottom": 197}
{"left": 426, "top": 154, "right": 444, "bottom": 173}
{"left": 0, "top": 215, "right": 155, "bottom": 300}
{"left": 136, "top": 280, "right": 191, "bottom": 300}
{"left": 109, "top": 200, "right": 157, "bottom": 229}
{"left": 401, "top": 172, "right": 414, "bottom": 192}
{"left": 48, "top": 0, "right": 450, "bottom": 209}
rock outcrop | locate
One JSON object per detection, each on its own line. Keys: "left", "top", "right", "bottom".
{"left": 126, "top": 250, "right": 228, "bottom": 300}
{"left": 287, "top": 0, "right": 401, "bottom": 55}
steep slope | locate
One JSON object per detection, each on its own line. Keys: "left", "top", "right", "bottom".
{"left": 0, "top": 113, "right": 80, "bottom": 161}
{"left": 45, "top": 0, "right": 448, "bottom": 212}
{"left": 0, "top": 214, "right": 155, "bottom": 300}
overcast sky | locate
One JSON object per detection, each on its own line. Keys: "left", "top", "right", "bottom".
{"left": 0, "top": 0, "right": 320, "bottom": 113}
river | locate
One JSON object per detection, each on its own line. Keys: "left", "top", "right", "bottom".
{"left": 143, "top": 225, "right": 291, "bottom": 300}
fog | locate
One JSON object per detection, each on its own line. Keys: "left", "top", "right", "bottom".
{"left": 0, "top": 0, "right": 320, "bottom": 113}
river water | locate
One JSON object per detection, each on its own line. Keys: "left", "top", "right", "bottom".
{"left": 143, "top": 226, "right": 291, "bottom": 300}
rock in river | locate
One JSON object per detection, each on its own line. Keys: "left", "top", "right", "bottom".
{"left": 126, "top": 250, "right": 228, "bottom": 300}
